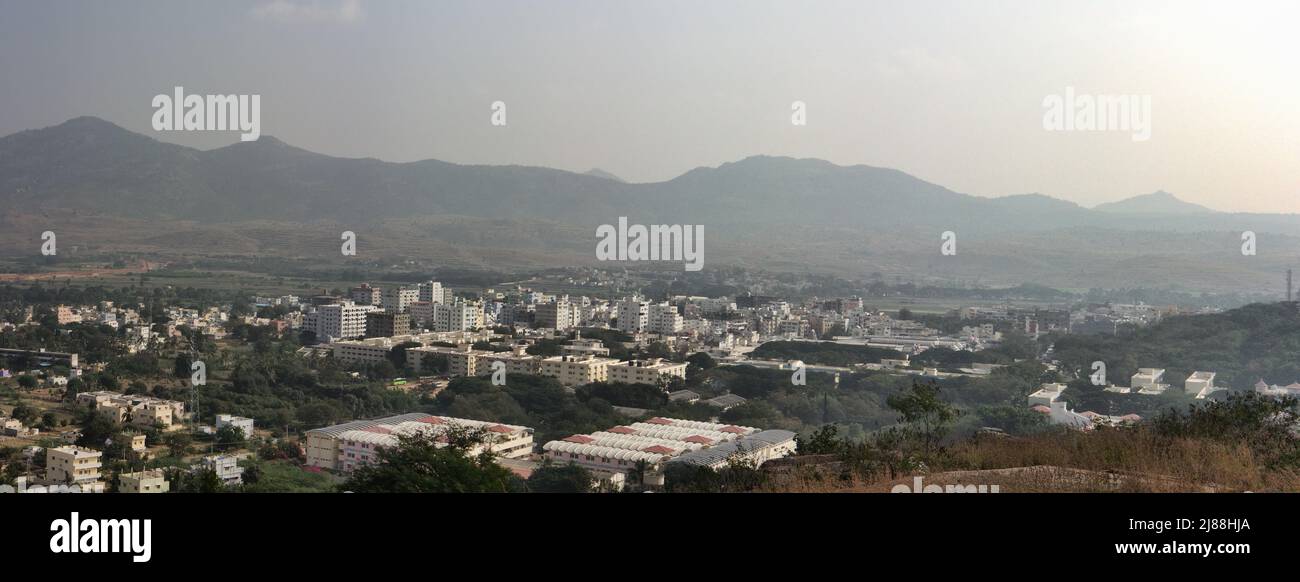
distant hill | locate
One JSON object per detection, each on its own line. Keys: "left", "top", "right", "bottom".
{"left": 1094, "top": 191, "right": 1217, "bottom": 214}
{"left": 583, "top": 168, "right": 624, "bottom": 182}
{"left": 4, "top": 116, "right": 1300, "bottom": 293}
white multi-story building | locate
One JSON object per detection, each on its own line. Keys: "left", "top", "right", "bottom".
{"left": 314, "top": 303, "right": 380, "bottom": 342}
{"left": 539, "top": 354, "right": 617, "bottom": 387}
{"left": 201, "top": 454, "right": 245, "bottom": 486}
{"left": 615, "top": 298, "right": 649, "bottom": 334}
{"left": 418, "top": 281, "right": 445, "bottom": 304}
{"left": 382, "top": 287, "right": 420, "bottom": 313}
{"left": 433, "top": 300, "right": 482, "bottom": 332}
{"left": 46, "top": 446, "right": 105, "bottom": 492}
{"left": 646, "top": 302, "right": 683, "bottom": 335}
{"left": 607, "top": 358, "right": 687, "bottom": 385}
{"left": 535, "top": 298, "right": 576, "bottom": 331}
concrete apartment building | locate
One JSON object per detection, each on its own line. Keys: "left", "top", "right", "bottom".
{"left": 305, "top": 413, "right": 533, "bottom": 471}
{"left": 607, "top": 358, "right": 688, "bottom": 385}
{"left": 77, "top": 390, "right": 186, "bottom": 431}
{"left": 330, "top": 330, "right": 495, "bottom": 367}
{"left": 118, "top": 469, "right": 170, "bottom": 493}
{"left": 382, "top": 287, "right": 420, "bottom": 313}
{"left": 409, "top": 301, "right": 435, "bottom": 328}
{"left": 646, "top": 302, "right": 683, "bottom": 334}
{"left": 433, "top": 300, "right": 483, "bottom": 332}
{"left": 46, "top": 446, "right": 105, "bottom": 491}
{"left": 349, "top": 284, "right": 382, "bottom": 306}
{"left": 417, "top": 281, "right": 445, "bottom": 303}
{"left": 365, "top": 311, "right": 411, "bottom": 338}
{"left": 563, "top": 335, "right": 611, "bottom": 357}
{"left": 539, "top": 354, "right": 618, "bottom": 387}
{"left": 535, "top": 298, "right": 575, "bottom": 331}
{"left": 314, "top": 303, "right": 381, "bottom": 341}
{"left": 615, "top": 298, "right": 649, "bottom": 333}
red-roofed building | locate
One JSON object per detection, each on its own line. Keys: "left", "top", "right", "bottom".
{"left": 607, "top": 426, "right": 635, "bottom": 434}
{"left": 642, "top": 445, "right": 676, "bottom": 454}
{"left": 683, "top": 435, "right": 713, "bottom": 445}
{"left": 646, "top": 417, "right": 673, "bottom": 425}
{"left": 564, "top": 435, "right": 596, "bottom": 444}
{"left": 719, "top": 425, "right": 745, "bottom": 434}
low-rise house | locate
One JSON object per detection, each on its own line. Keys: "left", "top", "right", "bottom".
{"left": 215, "top": 414, "right": 255, "bottom": 439}
{"left": 118, "top": 469, "right": 170, "bottom": 493}
{"left": 200, "top": 454, "right": 245, "bottom": 486}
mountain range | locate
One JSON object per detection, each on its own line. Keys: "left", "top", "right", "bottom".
{"left": 1, "top": 116, "right": 1297, "bottom": 294}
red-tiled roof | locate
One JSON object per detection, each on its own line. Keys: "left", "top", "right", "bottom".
{"left": 719, "top": 425, "right": 745, "bottom": 434}
{"left": 683, "top": 435, "right": 713, "bottom": 445}
{"left": 642, "top": 445, "right": 675, "bottom": 454}
{"left": 607, "top": 426, "right": 635, "bottom": 434}
{"left": 417, "top": 416, "right": 446, "bottom": 424}
{"left": 487, "top": 424, "right": 513, "bottom": 433}
{"left": 646, "top": 417, "right": 673, "bottom": 425}
{"left": 563, "top": 435, "right": 596, "bottom": 444}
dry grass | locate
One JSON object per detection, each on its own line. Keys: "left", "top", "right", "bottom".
{"left": 764, "top": 427, "right": 1300, "bottom": 493}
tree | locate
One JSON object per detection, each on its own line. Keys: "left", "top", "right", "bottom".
{"left": 162, "top": 432, "right": 193, "bottom": 458}
{"left": 525, "top": 461, "right": 593, "bottom": 493}
{"left": 341, "top": 427, "right": 516, "bottom": 493}
{"left": 886, "top": 380, "right": 961, "bottom": 458}
{"left": 797, "top": 425, "right": 844, "bottom": 455}
{"left": 10, "top": 404, "right": 39, "bottom": 425}
{"left": 686, "top": 352, "right": 716, "bottom": 370}
{"left": 16, "top": 375, "right": 37, "bottom": 390}
{"left": 173, "top": 353, "right": 193, "bottom": 379}
{"left": 215, "top": 425, "right": 245, "bottom": 451}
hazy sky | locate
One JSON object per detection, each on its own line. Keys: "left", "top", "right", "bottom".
{"left": 2, "top": 0, "right": 1297, "bottom": 212}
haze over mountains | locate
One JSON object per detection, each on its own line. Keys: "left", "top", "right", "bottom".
{"left": 1, "top": 116, "right": 1297, "bottom": 294}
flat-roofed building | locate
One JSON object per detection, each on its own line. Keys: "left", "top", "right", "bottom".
{"left": 542, "top": 417, "right": 764, "bottom": 485}
{"left": 668, "top": 429, "right": 797, "bottom": 470}
{"left": 1185, "top": 371, "right": 1218, "bottom": 399}
{"left": 365, "top": 311, "right": 411, "bottom": 338}
{"left": 1132, "top": 368, "right": 1169, "bottom": 394}
{"left": 306, "top": 413, "right": 533, "bottom": 472}
{"left": 118, "top": 469, "right": 170, "bottom": 493}
{"left": 539, "top": 354, "right": 617, "bottom": 387}
{"left": 608, "top": 358, "right": 687, "bottom": 386}
{"left": 215, "top": 414, "right": 255, "bottom": 439}
{"left": 46, "top": 446, "right": 104, "bottom": 491}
